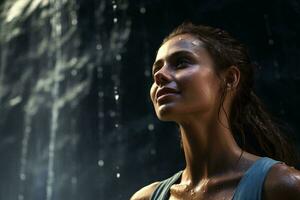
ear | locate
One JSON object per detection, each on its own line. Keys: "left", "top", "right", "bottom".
{"left": 222, "top": 66, "right": 240, "bottom": 90}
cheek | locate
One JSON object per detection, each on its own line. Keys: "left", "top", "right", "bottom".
{"left": 150, "top": 83, "right": 157, "bottom": 103}
{"left": 196, "top": 79, "right": 221, "bottom": 106}
{"left": 180, "top": 69, "right": 221, "bottom": 103}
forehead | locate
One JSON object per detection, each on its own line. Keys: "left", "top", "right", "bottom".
{"left": 155, "top": 34, "right": 205, "bottom": 61}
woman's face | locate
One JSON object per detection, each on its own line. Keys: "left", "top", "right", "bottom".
{"left": 150, "top": 34, "right": 223, "bottom": 122}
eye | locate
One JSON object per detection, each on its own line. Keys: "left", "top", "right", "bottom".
{"left": 175, "top": 58, "right": 190, "bottom": 69}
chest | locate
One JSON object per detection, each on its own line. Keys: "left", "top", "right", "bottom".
{"left": 169, "top": 181, "right": 237, "bottom": 200}
{"left": 169, "top": 189, "right": 235, "bottom": 200}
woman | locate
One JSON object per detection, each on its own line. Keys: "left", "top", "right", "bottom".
{"left": 131, "top": 23, "right": 300, "bottom": 200}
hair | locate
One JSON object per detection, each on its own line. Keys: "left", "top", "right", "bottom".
{"left": 162, "top": 22, "right": 298, "bottom": 166}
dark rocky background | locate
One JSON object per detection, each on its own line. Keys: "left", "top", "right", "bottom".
{"left": 0, "top": 0, "right": 299, "bottom": 199}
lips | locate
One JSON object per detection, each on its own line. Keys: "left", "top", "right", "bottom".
{"left": 156, "top": 87, "right": 180, "bottom": 102}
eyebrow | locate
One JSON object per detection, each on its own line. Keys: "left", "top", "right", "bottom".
{"left": 152, "top": 50, "right": 196, "bottom": 72}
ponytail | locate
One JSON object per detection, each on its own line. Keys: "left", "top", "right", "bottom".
{"left": 230, "top": 89, "right": 298, "bottom": 165}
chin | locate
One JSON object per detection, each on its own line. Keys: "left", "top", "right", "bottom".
{"left": 156, "top": 104, "right": 182, "bottom": 121}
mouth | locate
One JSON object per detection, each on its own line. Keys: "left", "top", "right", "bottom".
{"left": 156, "top": 87, "right": 180, "bottom": 103}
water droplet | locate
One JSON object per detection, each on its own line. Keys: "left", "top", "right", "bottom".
{"left": 113, "top": 4, "right": 117, "bottom": 10}
{"left": 115, "top": 123, "right": 119, "bottom": 128}
{"left": 9, "top": 96, "right": 22, "bottom": 106}
{"left": 98, "top": 91, "right": 104, "bottom": 98}
{"left": 140, "top": 7, "right": 146, "bottom": 14}
{"left": 70, "top": 57, "right": 77, "bottom": 65}
{"left": 191, "top": 189, "right": 195, "bottom": 195}
{"left": 116, "top": 173, "right": 121, "bottom": 178}
{"left": 114, "top": 94, "right": 119, "bottom": 101}
{"left": 96, "top": 44, "right": 102, "bottom": 50}
{"left": 148, "top": 124, "right": 155, "bottom": 131}
{"left": 20, "top": 173, "right": 26, "bottom": 181}
{"left": 71, "top": 69, "right": 77, "bottom": 76}
{"left": 71, "top": 19, "right": 77, "bottom": 25}
{"left": 192, "top": 40, "right": 201, "bottom": 46}
{"left": 116, "top": 54, "right": 122, "bottom": 61}
{"left": 56, "top": 24, "right": 62, "bottom": 35}
{"left": 113, "top": 18, "right": 118, "bottom": 23}
{"left": 18, "top": 194, "right": 24, "bottom": 200}
{"left": 98, "top": 160, "right": 104, "bottom": 167}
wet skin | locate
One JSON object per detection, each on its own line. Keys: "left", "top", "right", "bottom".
{"left": 131, "top": 34, "right": 300, "bottom": 200}
{"left": 150, "top": 34, "right": 223, "bottom": 124}
{"left": 149, "top": 33, "right": 250, "bottom": 200}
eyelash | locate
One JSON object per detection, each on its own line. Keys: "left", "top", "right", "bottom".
{"left": 175, "top": 58, "right": 190, "bottom": 69}
{"left": 152, "top": 58, "right": 191, "bottom": 74}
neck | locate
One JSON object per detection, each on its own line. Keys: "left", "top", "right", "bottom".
{"left": 178, "top": 114, "right": 242, "bottom": 186}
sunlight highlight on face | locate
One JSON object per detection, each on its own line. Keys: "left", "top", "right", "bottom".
{"left": 150, "top": 34, "right": 222, "bottom": 123}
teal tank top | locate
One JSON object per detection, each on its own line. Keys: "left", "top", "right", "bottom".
{"left": 150, "top": 157, "right": 280, "bottom": 200}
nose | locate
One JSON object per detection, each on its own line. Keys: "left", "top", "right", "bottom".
{"left": 153, "top": 65, "right": 172, "bottom": 87}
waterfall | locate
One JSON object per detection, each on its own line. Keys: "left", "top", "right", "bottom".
{"left": 0, "top": 0, "right": 132, "bottom": 199}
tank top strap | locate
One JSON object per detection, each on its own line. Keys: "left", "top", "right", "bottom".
{"left": 232, "top": 157, "right": 281, "bottom": 200}
{"left": 150, "top": 171, "right": 183, "bottom": 200}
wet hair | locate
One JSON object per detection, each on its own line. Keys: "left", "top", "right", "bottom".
{"left": 162, "top": 22, "right": 298, "bottom": 166}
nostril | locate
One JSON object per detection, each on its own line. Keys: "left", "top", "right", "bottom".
{"left": 154, "top": 71, "right": 171, "bottom": 87}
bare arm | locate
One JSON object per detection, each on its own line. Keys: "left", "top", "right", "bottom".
{"left": 263, "top": 163, "right": 300, "bottom": 200}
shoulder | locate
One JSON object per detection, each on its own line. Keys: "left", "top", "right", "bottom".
{"left": 263, "top": 162, "right": 300, "bottom": 200}
{"left": 130, "top": 182, "right": 160, "bottom": 200}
